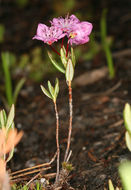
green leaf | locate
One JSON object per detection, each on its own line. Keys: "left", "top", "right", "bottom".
{"left": 108, "top": 179, "right": 115, "bottom": 190}
{"left": 125, "top": 131, "right": 131, "bottom": 151}
{"left": 65, "top": 59, "right": 74, "bottom": 82}
{"left": 40, "top": 85, "right": 52, "bottom": 99}
{"left": 124, "top": 103, "right": 131, "bottom": 134}
{"left": 54, "top": 78, "right": 59, "bottom": 101}
{"left": 6, "top": 148, "right": 14, "bottom": 162}
{"left": 0, "top": 24, "right": 5, "bottom": 43}
{"left": 0, "top": 109, "right": 7, "bottom": 128}
{"left": 13, "top": 78, "right": 26, "bottom": 104}
{"left": 60, "top": 47, "right": 67, "bottom": 67}
{"left": 6, "top": 104, "right": 15, "bottom": 130}
{"left": 119, "top": 161, "right": 131, "bottom": 190}
{"left": 48, "top": 81, "right": 55, "bottom": 99}
{"left": 71, "top": 47, "right": 76, "bottom": 67}
{"left": 100, "top": 9, "right": 115, "bottom": 79}
{"left": 1, "top": 52, "right": 13, "bottom": 106}
{"left": 48, "top": 51, "right": 65, "bottom": 73}
{"left": 10, "top": 122, "right": 15, "bottom": 130}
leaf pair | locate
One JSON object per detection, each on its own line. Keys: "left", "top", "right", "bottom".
{"left": 41, "top": 78, "right": 59, "bottom": 103}
{"left": 60, "top": 46, "right": 75, "bottom": 82}
{"left": 0, "top": 105, "right": 23, "bottom": 162}
{"left": 0, "top": 104, "right": 15, "bottom": 131}
{"left": 48, "top": 46, "right": 76, "bottom": 82}
{"left": 60, "top": 46, "right": 76, "bottom": 68}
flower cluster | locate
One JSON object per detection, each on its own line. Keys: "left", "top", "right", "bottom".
{"left": 33, "top": 14, "right": 93, "bottom": 46}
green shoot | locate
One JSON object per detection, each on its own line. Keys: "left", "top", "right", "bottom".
{"left": 123, "top": 103, "right": 131, "bottom": 151}
{"left": 0, "top": 24, "right": 5, "bottom": 43}
{"left": 119, "top": 161, "right": 131, "bottom": 190}
{"left": 1, "top": 52, "right": 13, "bottom": 106}
{"left": 100, "top": 9, "right": 115, "bottom": 79}
{"left": 1, "top": 52, "right": 25, "bottom": 108}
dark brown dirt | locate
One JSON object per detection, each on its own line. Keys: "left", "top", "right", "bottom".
{"left": 0, "top": 0, "right": 131, "bottom": 189}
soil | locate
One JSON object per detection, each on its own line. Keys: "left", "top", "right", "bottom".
{"left": 0, "top": 0, "right": 131, "bottom": 189}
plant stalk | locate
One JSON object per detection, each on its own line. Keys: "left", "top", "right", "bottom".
{"left": 66, "top": 42, "right": 69, "bottom": 57}
{"left": 50, "top": 45, "right": 60, "bottom": 56}
{"left": 54, "top": 101, "right": 60, "bottom": 182}
{"left": 64, "top": 81, "right": 72, "bottom": 162}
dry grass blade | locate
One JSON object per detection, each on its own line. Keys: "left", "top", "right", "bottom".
{"left": 10, "top": 152, "right": 57, "bottom": 182}
{"left": 10, "top": 166, "right": 51, "bottom": 180}
{"left": 11, "top": 162, "right": 51, "bottom": 176}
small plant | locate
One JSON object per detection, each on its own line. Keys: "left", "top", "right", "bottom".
{"left": 33, "top": 14, "right": 93, "bottom": 187}
{"left": 117, "top": 103, "right": 131, "bottom": 190}
{"left": 123, "top": 103, "right": 131, "bottom": 151}
{"left": 1, "top": 52, "right": 25, "bottom": 109}
{"left": 119, "top": 161, "right": 131, "bottom": 190}
{"left": 108, "top": 179, "right": 121, "bottom": 190}
{"left": 41, "top": 78, "right": 60, "bottom": 182}
{"left": 0, "top": 104, "right": 23, "bottom": 190}
{"left": 100, "top": 9, "right": 115, "bottom": 79}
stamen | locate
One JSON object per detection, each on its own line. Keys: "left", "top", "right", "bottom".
{"left": 70, "top": 32, "right": 77, "bottom": 39}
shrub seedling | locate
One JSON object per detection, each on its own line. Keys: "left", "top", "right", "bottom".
{"left": 33, "top": 14, "right": 93, "bottom": 187}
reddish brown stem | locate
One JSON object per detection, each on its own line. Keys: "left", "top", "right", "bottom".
{"left": 54, "top": 101, "right": 60, "bottom": 182}
{"left": 64, "top": 81, "right": 72, "bottom": 162}
{"left": 50, "top": 45, "right": 60, "bottom": 56}
{"left": 66, "top": 42, "right": 69, "bottom": 57}
{"left": 61, "top": 37, "right": 65, "bottom": 48}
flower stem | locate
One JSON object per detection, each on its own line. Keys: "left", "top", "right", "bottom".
{"left": 64, "top": 81, "right": 73, "bottom": 162}
{"left": 61, "top": 37, "right": 65, "bottom": 48}
{"left": 50, "top": 45, "right": 60, "bottom": 56}
{"left": 54, "top": 101, "right": 60, "bottom": 182}
{"left": 66, "top": 42, "right": 69, "bottom": 57}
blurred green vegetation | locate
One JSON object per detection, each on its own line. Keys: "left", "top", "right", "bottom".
{"left": 100, "top": 9, "right": 115, "bottom": 79}
{"left": 11, "top": 181, "right": 43, "bottom": 190}
{"left": 0, "top": 0, "right": 117, "bottom": 107}
{"left": 1, "top": 52, "right": 25, "bottom": 109}
{"left": 15, "top": 0, "right": 29, "bottom": 7}
{"left": 0, "top": 24, "right": 5, "bottom": 43}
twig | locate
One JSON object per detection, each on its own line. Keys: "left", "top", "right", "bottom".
{"left": 109, "top": 119, "right": 124, "bottom": 128}
{"left": 66, "top": 150, "right": 72, "bottom": 163}
{"left": 82, "top": 81, "right": 121, "bottom": 100}
{"left": 22, "top": 172, "right": 41, "bottom": 189}
{"left": 10, "top": 173, "right": 56, "bottom": 183}
{"left": 11, "top": 162, "right": 50, "bottom": 176}
{"left": 10, "top": 167, "right": 51, "bottom": 180}
{"left": 113, "top": 48, "right": 131, "bottom": 58}
{"left": 11, "top": 151, "right": 57, "bottom": 179}
{"left": 43, "top": 172, "right": 56, "bottom": 179}
{"left": 49, "top": 151, "right": 57, "bottom": 165}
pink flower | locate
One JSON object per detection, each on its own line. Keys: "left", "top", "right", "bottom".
{"left": 68, "top": 21, "right": 93, "bottom": 45}
{"left": 50, "top": 14, "right": 80, "bottom": 33}
{"left": 33, "top": 23, "right": 66, "bottom": 45}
